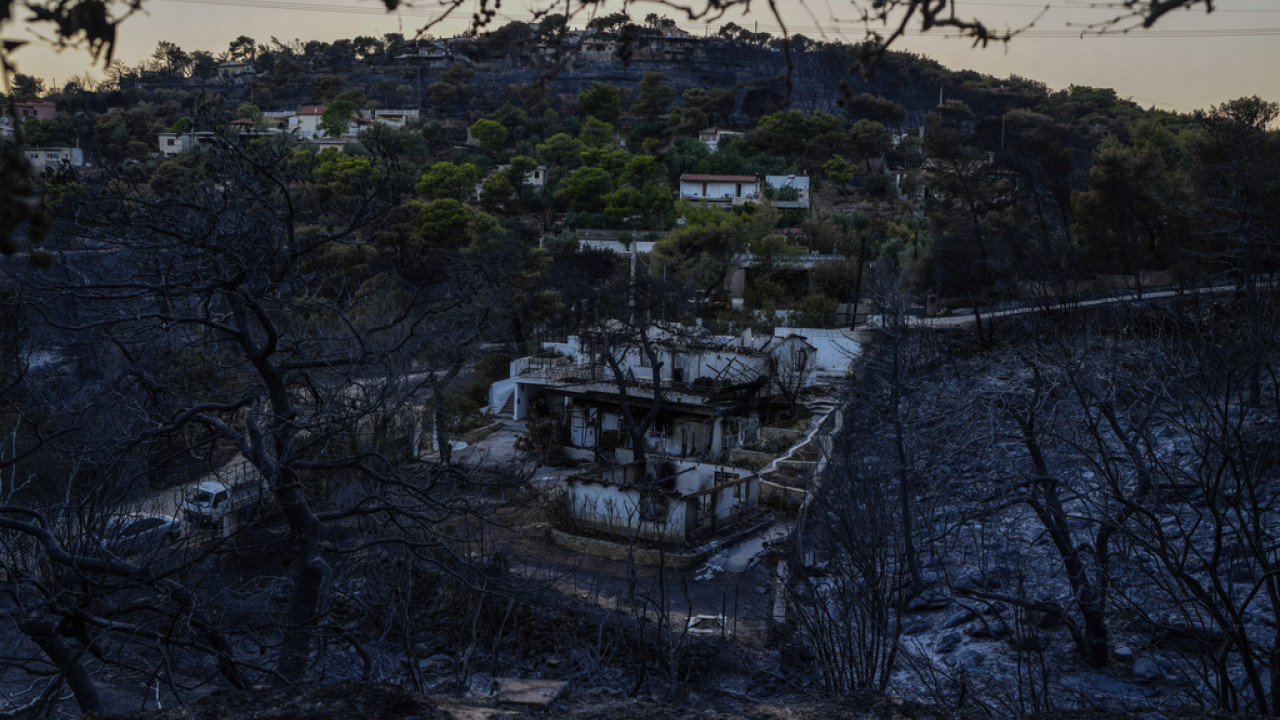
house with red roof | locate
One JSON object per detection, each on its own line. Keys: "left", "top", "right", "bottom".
{"left": 292, "top": 105, "right": 328, "bottom": 139}
{"left": 0, "top": 101, "right": 58, "bottom": 137}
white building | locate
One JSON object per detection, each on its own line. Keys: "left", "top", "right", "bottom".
{"left": 697, "top": 126, "right": 741, "bottom": 150}
{"left": 491, "top": 163, "right": 549, "bottom": 188}
{"left": 566, "top": 456, "right": 759, "bottom": 544}
{"left": 678, "top": 173, "right": 760, "bottom": 204}
{"left": 157, "top": 131, "right": 218, "bottom": 156}
{"left": 494, "top": 326, "right": 815, "bottom": 463}
{"left": 24, "top": 146, "right": 85, "bottom": 172}
{"left": 292, "top": 105, "right": 328, "bottom": 139}
{"left": 363, "top": 109, "right": 420, "bottom": 128}
{"left": 214, "top": 61, "right": 257, "bottom": 80}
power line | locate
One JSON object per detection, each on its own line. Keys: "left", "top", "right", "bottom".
{"left": 151, "top": 0, "right": 452, "bottom": 20}
{"left": 957, "top": 0, "right": 1280, "bottom": 10}
{"left": 145, "top": 0, "right": 1280, "bottom": 38}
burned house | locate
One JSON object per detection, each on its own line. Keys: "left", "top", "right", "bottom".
{"left": 500, "top": 326, "right": 815, "bottom": 463}
{"left": 565, "top": 457, "right": 759, "bottom": 544}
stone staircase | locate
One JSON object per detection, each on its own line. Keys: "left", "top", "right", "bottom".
{"left": 498, "top": 392, "right": 516, "bottom": 419}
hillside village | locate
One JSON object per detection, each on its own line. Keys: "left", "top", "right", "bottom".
{"left": 2, "top": 9, "right": 1280, "bottom": 719}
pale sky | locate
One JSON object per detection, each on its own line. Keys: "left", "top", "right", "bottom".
{"left": 8, "top": 0, "right": 1279, "bottom": 112}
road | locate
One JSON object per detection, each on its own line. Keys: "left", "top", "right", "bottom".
{"left": 130, "top": 454, "right": 260, "bottom": 523}
{"left": 897, "top": 282, "right": 1240, "bottom": 330}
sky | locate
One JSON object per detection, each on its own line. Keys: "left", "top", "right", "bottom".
{"left": 7, "top": 0, "right": 1280, "bottom": 112}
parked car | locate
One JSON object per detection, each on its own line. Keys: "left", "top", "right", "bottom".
{"left": 103, "top": 515, "right": 182, "bottom": 556}
{"left": 183, "top": 478, "right": 274, "bottom": 531}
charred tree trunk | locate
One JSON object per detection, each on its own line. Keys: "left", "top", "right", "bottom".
{"left": 22, "top": 618, "right": 103, "bottom": 717}
{"left": 1017, "top": 413, "right": 1109, "bottom": 669}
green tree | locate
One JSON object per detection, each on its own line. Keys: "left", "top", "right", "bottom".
{"left": 554, "top": 166, "right": 614, "bottom": 211}
{"left": 1072, "top": 129, "right": 1186, "bottom": 287}
{"left": 479, "top": 172, "right": 517, "bottom": 213}
{"left": 844, "top": 93, "right": 906, "bottom": 128}
{"left": 603, "top": 183, "right": 673, "bottom": 230}
{"left": 416, "top": 161, "right": 480, "bottom": 202}
{"left": 412, "top": 198, "right": 503, "bottom": 253}
{"left": 1189, "top": 96, "right": 1280, "bottom": 407}
{"left": 536, "top": 12, "right": 568, "bottom": 40}
{"left": 920, "top": 98, "right": 1003, "bottom": 341}
{"left": 536, "top": 133, "right": 585, "bottom": 176}
{"left": 313, "top": 148, "right": 381, "bottom": 193}
{"left": 578, "top": 82, "right": 622, "bottom": 123}
{"left": 622, "top": 154, "right": 663, "bottom": 186}
{"left": 630, "top": 71, "right": 675, "bottom": 120}
{"left": 750, "top": 109, "right": 845, "bottom": 160}
{"left": 505, "top": 154, "right": 538, "bottom": 189}
{"left": 235, "top": 103, "right": 264, "bottom": 124}
{"left": 227, "top": 35, "right": 258, "bottom": 62}
{"left": 848, "top": 119, "right": 891, "bottom": 171}
{"left": 468, "top": 118, "right": 508, "bottom": 152}
{"left": 578, "top": 117, "right": 616, "bottom": 148}
{"left": 11, "top": 73, "right": 44, "bottom": 100}
{"left": 651, "top": 201, "right": 767, "bottom": 294}
{"left": 678, "top": 87, "right": 733, "bottom": 129}
{"left": 190, "top": 49, "right": 217, "bottom": 77}
{"left": 588, "top": 11, "right": 629, "bottom": 32}
{"left": 824, "top": 155, "right": 854, "bottom": 184}
{"left": 580, "top": 145, "right": 629, "bottom": 176}
{"left": 351, "top": 35, "right": 385, "bottom": 61}
{"left": 319, "top": 99, "right": 357, "bottom": 138}
{"left": 149, "top": 40, "right": 192, "bottom": 76}
{"left": 147, "top": 151, "right": 206, "bottom": 195}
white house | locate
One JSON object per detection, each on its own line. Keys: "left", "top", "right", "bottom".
{"left": 214, "top": 61, "right": 256, "bottom": 80}
{"left": 292, "top": 105, "right": 328, "bottom": 139}
{"left": 363, "top": 108, "right": 420, "bottom": 128}
{"left": 496, "top": 326, "right": 815, "bottom": 463}
{"left": 393, "top": 41, "right": 466, "bottom": 68}
{"left": 157, "top": 131, "right": 218, "bottom": 156}
{"left": 24, "top": 146, "right": 85, "bottom": 172}
{"left": 491, "top": 163, "right": 549, "bottom": 188}
{"left": 697, "top": 126, "right": 741, "bottom": 150}
{"left": 288, "top": 105, "right": 369, "bottom": 140}
{"left": 578, "top": 35, "right": 617, "bottom": 63}
{"left": 678, "top": 173, "right": 760, "bottom": 204}
{"left": 566, "top": 456, "right": 760, "bottom": 543}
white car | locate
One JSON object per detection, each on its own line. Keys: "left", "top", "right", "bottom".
{"left": 103, "top": 515, "right": 182, "bottom": 556}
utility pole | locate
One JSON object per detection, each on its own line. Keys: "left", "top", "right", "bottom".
{"left": 849, "top": 232, "right": 868, "bottom": 330}
{"left": 629, "top": 234, "right": 638, "bottom": 325}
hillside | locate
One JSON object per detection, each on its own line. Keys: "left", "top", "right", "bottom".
{"left": 101, "top": 680, "right": 1260, "bottom": 720}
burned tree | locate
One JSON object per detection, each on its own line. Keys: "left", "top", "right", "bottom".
{"left": 0, "top": 129, "right": 514, "bottom": 707}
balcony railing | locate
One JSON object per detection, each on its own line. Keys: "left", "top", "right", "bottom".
{"left": 515, "top": 362, "right": 606, "bottom": 384}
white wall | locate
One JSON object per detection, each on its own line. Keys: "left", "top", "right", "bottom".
{"left": 773, "top": 328, "right": 860, "bottom": 376}
{"left": 679, "top": 179, "right": 758, "bottom": 200}
{"left": 568, "top": 481, "right": 686, "bottom": 543}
